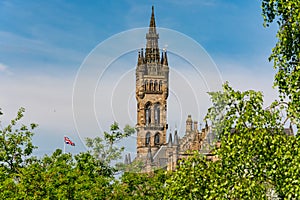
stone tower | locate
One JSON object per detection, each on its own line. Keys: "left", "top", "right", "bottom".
{"left": 135, "top": 6, "right": 169, "bottom": 159}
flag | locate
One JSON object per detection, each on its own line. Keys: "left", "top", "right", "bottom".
{"left": 64, "top": 136, "right": 75, "bottom": 146}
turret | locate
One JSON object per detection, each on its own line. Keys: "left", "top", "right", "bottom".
{"left": 186, "top": 115, "right": 193, "bottom": 133}
{"left": 194, "top": 121, "right": 198, "bottom": 132}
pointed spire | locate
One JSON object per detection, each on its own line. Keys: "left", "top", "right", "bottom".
{"left": 146, "top": 145, "right": 154, "bottom": 163}
{"left": 163, "top": 51, "right": 168, "bottom": 66}
{"left": 168, "top": 132, "right": 173, "bottom": 147}
{"left": 124, "top": 154, "right": 128, "bottom": 165}
{"left": 149, "top": 6, "right": 156, "bottom": 30}
{"left": 128, "top": 153, "right": 131, "bottom": 164}
{"left": 145, "top": 6, "right": 160, "bottom": 64}
{"left": 173, "top": 129, "right": 179, "bottom": 146}
{"left": 148, "top": 6, "right": 157, "bottom": 34}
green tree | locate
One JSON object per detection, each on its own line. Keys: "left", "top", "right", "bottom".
{"left": 164, "top": 153, "right": 222, "bottom": 200}
{"left": 165, "top": 84, "right": 286, "bottom": 199}
{"left": 205, "top": 83, "right": 288, "bottom": 199}
{"left": 165, "top": 80, "right": 300, "bottom": 199}
{"left": 85, "top": 122, "right": 135, "bottom": 169}
{"left": 0, "top": 107, "right": 37, "bottom": 173}
{"left": 12, "top": 121, "right": 135, "bottom": 199}
{"left": 0, "top": 165, "right": 18, "bottom": 199}
{"left": 0, "top": 110, "right": 132, "bottom": 199}
{"left": 262, "top": 0, "right": 300, "bottom": 128}
{"left": 15, "top": 149, "right": 114, "bottom": 199}
{"left": 111, "top": 169, "right": 169, "bottom": 200}
{"left": 207, "top": 83, "right": 300, "bottom": 198}
{"left": 0, "top": 108, "right": 37, "bottom": 199}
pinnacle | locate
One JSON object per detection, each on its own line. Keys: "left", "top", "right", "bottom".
{"left": 149, "top": 6, "right": 156, "bottom": 28}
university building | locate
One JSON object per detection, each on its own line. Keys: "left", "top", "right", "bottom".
{"left": 125, "top": 6, "right": 217, "bottom": 172}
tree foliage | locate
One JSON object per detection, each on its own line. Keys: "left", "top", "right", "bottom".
{"left": 0, "top": 107, "right": 37, "bottom": 173}
{"left": 85, "top": 122, "right": 135, "bottom": 169}
{"left": 206, "top": 83, "right": 300, "bottom": 198}
{"left": 165, "top": 83, "right": 300, "bottom": 199}
{"left": 262, "top": 0, "right": 300, "bottom": 128}
{"left": 14, "top": 149, "right": 114, "bottom": 199}
{"left": 0, "top": 110, "right": 134, "bottom": 199}
{"left": 111, "top": 170, "right": 169, "bottom": 199}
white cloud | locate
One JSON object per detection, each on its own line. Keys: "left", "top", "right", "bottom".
{"left": 0, "top": 73, "right": 81, "bottom": 154}
{"left": 215, "top": 58, "right": 278, "bottom": 108}
{"left": 0, "top": 31, "right": 84, "bottom": 65}
{"left": 0, "top": 62, "right": 13, "bottom": 75}
{"left": 0, "top": 63, "right": 8, "bottom": 72}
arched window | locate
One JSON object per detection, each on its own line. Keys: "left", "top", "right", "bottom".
{"left": 154, "top": 80, "right": 158, "bottom": 91}
{"left": 149, "top": 80, "right": 153, "bottom": 91}
{"left": 159, "top": 81, "right": 162, "bottom": 91}
{"left": 154, "top": 133, "right": 160, "bottom": 144}
{"left": 145, "top": 102, "right": 151, "bottom": 125}
{"left": 145, "top": 132, "right": 150, "bottom": 145}
{"left": 145, "top": 80, "right": 148, "bottom": 91}
{"left": 154, "top": 103, "right": 160, "bottom": 125}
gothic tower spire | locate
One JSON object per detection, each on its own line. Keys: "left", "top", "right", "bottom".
{"left": 145, "top": 6, "right": 160, "bottom": 63}
{"left": 149, "top": 6, "right": 156, "bottom": 29}
{"left": 135, "top": 6, "right": 169, "bottom": 160}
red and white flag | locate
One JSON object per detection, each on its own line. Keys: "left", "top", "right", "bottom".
{"left": 64, "top": 136, "right": 75, "bottom": 146}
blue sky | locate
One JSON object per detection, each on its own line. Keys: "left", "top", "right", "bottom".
{"left": 0, "top": 0, "right": 279, "bottom": 157}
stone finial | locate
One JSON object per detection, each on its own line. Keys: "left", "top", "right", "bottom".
{"left": 173, "top": 129, "right": 179, "bottom": 146}
{"left": 137, "top": 51, "right": 143, "bottom": 66}
{"left": 167, "top": 132, "right": 173, "bottom": 147}
{"left": 161, "top": 51, "right": 164, "bottom": 64}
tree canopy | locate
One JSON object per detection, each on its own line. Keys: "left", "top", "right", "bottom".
{"left": 0, "top": 109, "right": 134, "bottom": 199}
{"left": 262, "top": 0, "right": 300, "bottom": 128}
